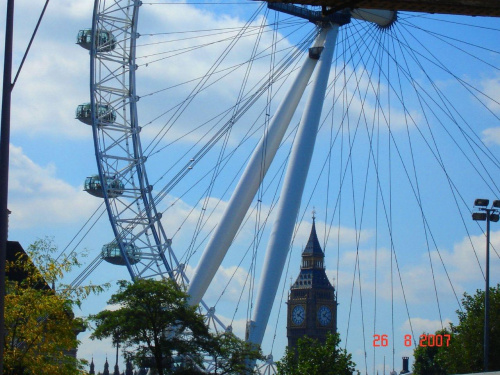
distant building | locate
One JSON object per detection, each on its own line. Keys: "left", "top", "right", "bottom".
{"left": 286, "top": 215, "right": 337, "bottom": 349}
{"left": 89, "top": 355, "right": 143, "bottom": 375}
{"left": 400, "top": 357, "right": 410, "bottom": 374}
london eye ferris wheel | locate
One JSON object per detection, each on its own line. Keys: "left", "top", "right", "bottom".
{"left": 74, "top": 0, "right": 500, "bottom": 371}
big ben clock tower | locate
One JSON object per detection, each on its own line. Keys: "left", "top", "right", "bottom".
{"left": 287, "top": 212, "right": 337, "bottom": 349}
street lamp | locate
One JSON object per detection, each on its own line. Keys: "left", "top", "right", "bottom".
{"left": 472, "top": 198, "right": 500, "bottom": 372}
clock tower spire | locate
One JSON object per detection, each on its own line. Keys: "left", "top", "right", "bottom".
{"left": 287, "top": 213, "right": 337, "bottom": 349}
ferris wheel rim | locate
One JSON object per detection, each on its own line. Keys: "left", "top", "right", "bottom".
{"left": 89, "top": 0, "right": 177, "bottom": 281}
{"left": 88, "top": 0, "right": 231, "bottom": 335}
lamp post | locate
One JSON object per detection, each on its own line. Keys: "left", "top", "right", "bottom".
{"left": 1, "top": 1, "right": 15, "bottom": 373}
{"left": 472, "top": 198, "right": 500, "bottom": 372}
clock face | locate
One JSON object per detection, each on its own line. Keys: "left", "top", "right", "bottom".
{"left": 317, "top": 305, "right": 332, "bottom": 326}
{"left": 291, "top": 305, "right": 305, "bottom": 326}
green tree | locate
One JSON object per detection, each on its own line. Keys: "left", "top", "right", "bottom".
{"left": 413, "top": 284, "right": 500, "bottom": 374}
{"left": 4, "top": 238, "right": 107, "bottom": 375}
{"left": 276, "top": 333, "right": 356, "bottom": 375}
{"left": 90, "top": 278, "right": 215, "bottom": 375}
{"left": 90, "top": 278, "right": 263, "bottom": 375}
{"left": 210, "top": 331, "right": 263, "bottom": 374}
{"left": 412, "top": 329, "right": 450, "bottom": 375}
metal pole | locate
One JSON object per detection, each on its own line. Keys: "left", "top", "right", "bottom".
{"left": 484, "top": 211, "right": 490, "bottom": 372}
{"left": 0, "top": 1, "right": 15, "bottom": 373}
{"left": 247, "top": 24, "right": 339, "bottom": 349}
{"left": 187, "top": 30, "right": 328, "bottom": 306}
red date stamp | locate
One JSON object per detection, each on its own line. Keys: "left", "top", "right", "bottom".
{"left": 373, "top": 334, "right": 451, "bottom": 347}
{"left": 419, "top": 334, "right": 450, "bottom": 347}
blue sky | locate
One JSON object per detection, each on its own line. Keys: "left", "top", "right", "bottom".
{"left": 1, "top": 1, "right": 500, "bottom": 373}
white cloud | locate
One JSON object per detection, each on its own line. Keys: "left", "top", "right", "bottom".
{"left": 8, "top": 144, "right": 100, "bottom": 229}
{"left": 482, "top": 127, "right": 500, "bottom": 146}
{"left": 401, "top": 317, "right": 452, "bottom": 336}
{"left": 293, "top": 219, "right": 373, "bottom": 248}
{"left": 430, "top": 229, "right": 500, "bottom": 285}
{"left": 325, "top": 227, "right": 500, "bottom": 310}
{"left": 11, "top": 39, "right": 90, "bottom": 139}
{"left": 479, "top": 74, "right": 500, "bottom": 114}
{"left": 326, "top": 64, "right": 422, "bottom": 133}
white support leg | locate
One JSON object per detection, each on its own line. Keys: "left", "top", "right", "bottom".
{"left": 187, "top": 29, "right": 331, "bottom": 306}
{"left": 247, "top": 24, "right": 339, "bottom": 348}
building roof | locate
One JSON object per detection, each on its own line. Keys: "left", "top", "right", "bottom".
{"left": 302, "top": 218, "right": 324, "bottom": 257}
{"left": 263, "top": 0, "right": 500, "bottom": 17}
{"left": 6, "top": 241, "right": 51, "bottom": 291}
{"left": 291, "top": 219, "right": 334, "bottom": 290}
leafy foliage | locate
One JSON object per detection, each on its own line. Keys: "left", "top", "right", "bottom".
{"left": 3, "top": 238, "right": 107, "bottom": 375}
{"left": 90, "top": 278, "right": 212, "bottom": 375}
{"left": 413, "top": 284, "right": 500, "bottom": 374}
{"left": 276, "top": 333, "right": 356, "bottom": 375}
{"left": 412, "top": 330, "right": 450, "bottom": 375}
{"left": 90, "top": 278, "right": 263, "bottom": 375}
{"left": 210, "top": 331, "right": 263, "bottom": 374}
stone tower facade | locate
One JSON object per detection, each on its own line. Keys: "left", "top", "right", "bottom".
{"left": 286, "top": 216, "right": 337, "bottom": 349}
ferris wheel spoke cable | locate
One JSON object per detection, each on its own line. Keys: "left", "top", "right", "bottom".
{"left": 338, "top": 23, "right": 359, "bottom": 349}
{"left": 394, "top": 21, "right": 500, "bottom": 174}
{"left": 396, "top": 23, "right": 500, "bottom": 123}
{"left": 388, "top": 40, "right": 396, "bottom": 370}
{"left": 378, "top": 30, "right": 500, "bottom": 223}
{"left": 139, "top": 16, "right": 303, "bottom": 37}
{"left": 136, "top": 19, "right": 306, "bottom": 52}
{"left": 359, "top": 44, "right": 465, "bottom": 312}
{"left": 341, "top": 23, "right": 421, "bottom": 357}
{"left": 139, "top": 21, "right": 312, "bottom": 103}
{"left": 70, "top": 254, "right": 104, "bottom": 289}
{"left": 318, "top": 22, "right": 388, "bottom": 248}
{"left": 417, "top": 14, "right": 500, "bottom": 31}
{"left": 393, "top": 21, "right": 491, "bottom": 301}
{"left": 399, "top": 19, "right": 500, "bottom": 67}
{"left": 158, "top": 72, "right": 304, "bottom": 248}
{"left": 371, "top": 25, "right": 385, "bottom": 373}
{"left": 144, "top": 38, "right": 316, "bottom": 220}
{"left": 162, "top": 105, "right": 301, "bottom": 263}
{"left": 142, "top": 3, "right": 267, "bottom": 157}
{"left": 377, "top": 21, "right": 500, "bottom": 173}
{"left": 322, "top": 25, "right": 381, "bottom": 250}
{"left": 357, "top": 22, "right": 500, "bottom": 207}
{"left": 315, "top": 20, "right": 372, "bottom": 248}
{"left": 137, "top": 27, "right": 314, "bottom": 164}
{"left": 357, "top": 22, "right": 422, "bottom": 350}
{"left": 210, "top": 144, "right": 291, "bottom": 321}
{"left": 342, "top": 23, "right": 382, "bottom": 359}
{"left": 56, "top": 201, "right": 106, "bottom": 261}
{"left": 185, "top": 14, "right": 270, "bottom": 265}
{"left": 136, "top": 23, "right": 281, "bottom": 65}
{"left": 388, "top": 28, "right": 446, "bottom": 329}
{"left": 143, "top": 29, "right": 314, "bottom": 191}
{"left": 350, "top": 22, "right": 392, "bottom": 370}
{"left": 179, "top": 119, "right": 300, "bottom": 268}
{"left": 383, "top": 32, "right": 500, "bottom": 266}
{"left": 141, "top": 25, "right": 315, "bottom": 160}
